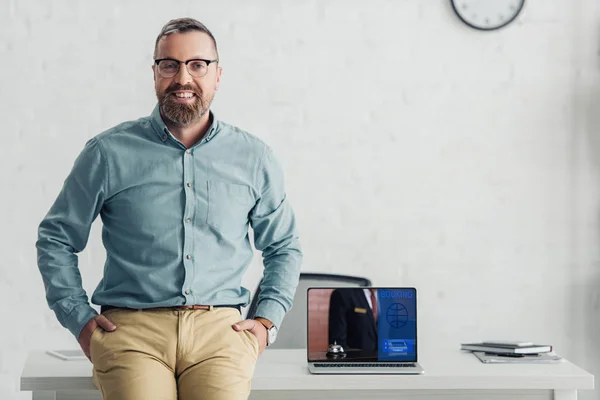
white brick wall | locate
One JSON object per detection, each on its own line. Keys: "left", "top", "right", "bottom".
{"left": 1, "top": 1, "right": 600, "bottom": 399}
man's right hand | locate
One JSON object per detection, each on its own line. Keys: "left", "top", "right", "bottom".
{"left": 78, "top": 315, "right": 117, "bottom": 362}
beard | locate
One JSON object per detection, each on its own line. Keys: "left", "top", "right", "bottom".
{"left": 156, "top": 84, "right": 214, "bottom": 127}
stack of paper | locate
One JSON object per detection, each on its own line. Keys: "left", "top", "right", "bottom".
{"left": 473, "top": 351, "right": 564, "bottom": 364}
{"left": 461, "top": 340, "right": 563, "bottom": 364}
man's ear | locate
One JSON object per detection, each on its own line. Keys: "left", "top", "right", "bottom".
{"left": 214, "top": 66, "right": 222, "bottom": 91}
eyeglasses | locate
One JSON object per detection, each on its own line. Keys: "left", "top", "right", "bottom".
{"left": 154, "top": 58, "right": 218, "bottom": 78}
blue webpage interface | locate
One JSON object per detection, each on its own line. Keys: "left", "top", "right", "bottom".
{"left": 377, "top": 288, "right": 417, "bottom": 361}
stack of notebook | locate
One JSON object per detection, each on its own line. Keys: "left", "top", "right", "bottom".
{"left": 461, "top": 340, "right": 552, "bottom": 355}
{"left": 460, "top": 341, "right": 563, "bottom": 364}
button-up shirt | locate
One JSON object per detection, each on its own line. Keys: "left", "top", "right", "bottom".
{"left": 36, "top": 105, "right": 303, "bottom": 338}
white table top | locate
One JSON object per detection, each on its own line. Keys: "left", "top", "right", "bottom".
{"left": 21, "top": 346, "right": 594, "bottom": 392}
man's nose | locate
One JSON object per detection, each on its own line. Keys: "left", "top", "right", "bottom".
{"left": 174, "top": 63, "right": 193, "bottom": 85}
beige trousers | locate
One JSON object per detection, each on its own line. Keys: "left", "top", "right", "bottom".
{"left": 90, "top": 307, "right": 259, "bottom": 400}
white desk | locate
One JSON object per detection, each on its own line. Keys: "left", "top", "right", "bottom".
{"left": 21, "top": 347, "right": 594, "bottom": 400}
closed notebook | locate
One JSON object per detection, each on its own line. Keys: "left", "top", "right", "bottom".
{"left": 461, "top": 343, "right": 552, "bottom": 354}
{"left": 481, "top": 340, "right": 533, "bottom": 347}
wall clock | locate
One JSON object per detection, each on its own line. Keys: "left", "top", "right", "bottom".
{"left": 450, "top": 0, "right": 525, "bottom": 31}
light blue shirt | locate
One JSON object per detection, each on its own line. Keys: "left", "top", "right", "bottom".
{"left": 36, "top": 105, "right": 303, "bottom": 338}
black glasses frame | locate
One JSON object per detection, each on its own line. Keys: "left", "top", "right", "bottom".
{"left": 154, "top": 58, "right": 219, "bottom": 77}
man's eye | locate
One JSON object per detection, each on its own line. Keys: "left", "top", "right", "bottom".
{"left": 190, "top": 62, "right": 207, "bottom": 70}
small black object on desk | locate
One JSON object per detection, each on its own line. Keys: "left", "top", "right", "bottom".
{"left": 484, "top": 352, "right": 539, "bottom": 358}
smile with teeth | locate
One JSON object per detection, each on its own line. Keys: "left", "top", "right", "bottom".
{"left": 174, "top": 92, "right": 195, "bottom": 98}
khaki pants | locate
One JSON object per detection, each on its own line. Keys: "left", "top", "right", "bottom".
{"left": 90, "top": 307, "right": 259, "bottom": 400}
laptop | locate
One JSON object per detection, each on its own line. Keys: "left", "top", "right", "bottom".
{"left": 307, "top": 287, "right": 424, "bottom": 374}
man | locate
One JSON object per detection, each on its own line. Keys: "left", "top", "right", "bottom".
{"left": 328, "top": 288, "right": 378, "bottom": 352}
{"left": 36, "top": 18, "right": 302, "bottom": 400}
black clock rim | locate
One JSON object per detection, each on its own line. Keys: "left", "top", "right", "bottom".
{"left": 450, "top": 0, "right": 525, "bottom": 31}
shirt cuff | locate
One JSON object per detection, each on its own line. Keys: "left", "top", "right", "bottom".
{"left": 254, "top": 298, "right": 286, "bottom": 329}
{"left": 64, "top": 304, "right": 98, "bottom": 339}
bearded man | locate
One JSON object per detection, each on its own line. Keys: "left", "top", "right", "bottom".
{"left": 36, "top": 17, "right": 302, "bottom": 400}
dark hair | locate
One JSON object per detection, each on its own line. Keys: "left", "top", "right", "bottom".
{"left": 154, "top": 18, "right": 218, "bottom": 59}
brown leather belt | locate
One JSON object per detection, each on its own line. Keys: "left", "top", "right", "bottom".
{"left": 101, "top": 304, "right": 241, "bottom": 314}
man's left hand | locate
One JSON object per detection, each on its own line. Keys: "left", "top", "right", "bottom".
{"left": 232, "top": 319, "right": 267, "bottom": 355}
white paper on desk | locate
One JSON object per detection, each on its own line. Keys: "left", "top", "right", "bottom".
{"left": 46, "top": 350, "right": 88, "bottom": 361}
{"left": 473, "top": 351, "right": 564, "bottom": 364}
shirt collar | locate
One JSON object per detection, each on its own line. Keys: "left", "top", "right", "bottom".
{"left": 150, "top": 103, "right": 220, "bottom": 144}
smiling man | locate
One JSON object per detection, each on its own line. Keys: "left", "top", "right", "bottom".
{"left": 36, "top": 18, "right": 302, "bottom": 400}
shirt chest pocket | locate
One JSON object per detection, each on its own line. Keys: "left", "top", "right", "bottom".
{"left": 207, "top": 181, "right": 254, "bottom": 236}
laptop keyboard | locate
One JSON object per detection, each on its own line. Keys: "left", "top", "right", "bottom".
{"left": 314, "top": 363, "right": 416, "bottom": 368}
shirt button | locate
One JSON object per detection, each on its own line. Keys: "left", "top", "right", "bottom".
{"left": 185, "top": 218, "right": 191, "bottom": 223}
{"left": 162, "top": 135, "right": 167, "bottom": 140}
{"left": 186, "top": 149, "right": 191, "bottom": 154}
{"left": 185, "top": 289, "right": 191, "bottom": 295}
{"left": 186, "top": 254, "right": 191, "bottom": 260}
{"left": 186, "top": 183, "right": 192, "bottom": 188}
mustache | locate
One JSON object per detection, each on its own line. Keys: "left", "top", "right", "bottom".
{"left": 165, "top": 84, "right": 201, "bottom": 96}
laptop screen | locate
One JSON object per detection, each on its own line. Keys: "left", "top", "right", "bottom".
{"left": 307, "top": 287, "right": 417, "bottom": 362}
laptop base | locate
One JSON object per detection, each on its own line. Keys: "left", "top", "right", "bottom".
{"left": 308, "top": 362, "right": 424, "bottom": 375}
